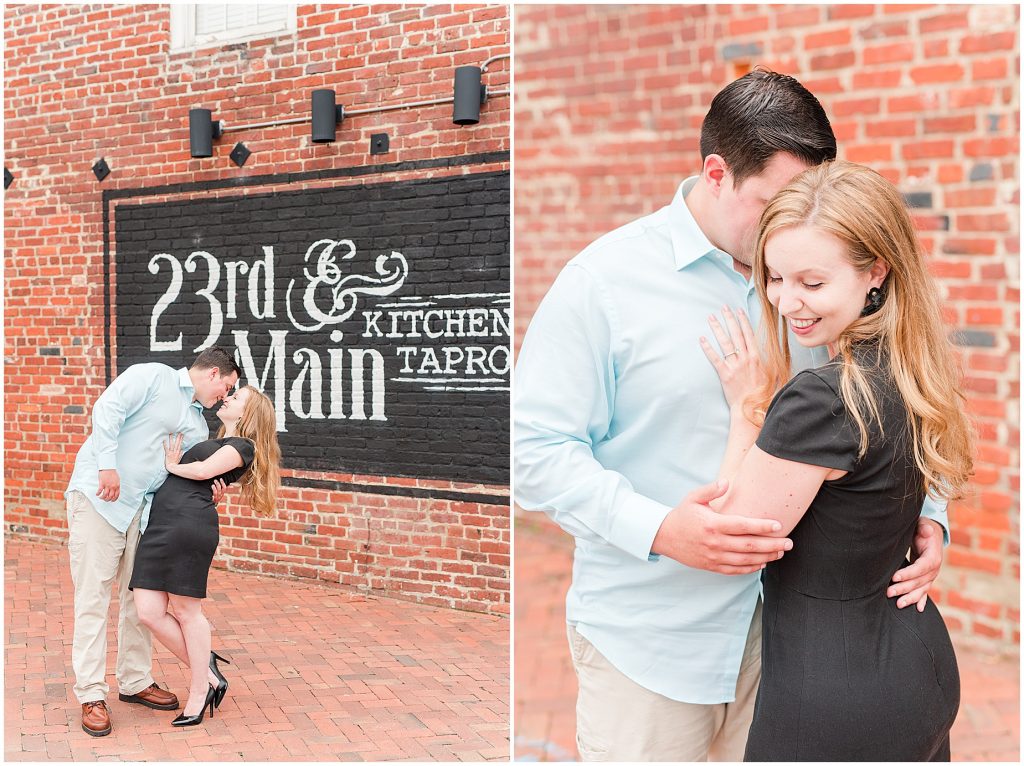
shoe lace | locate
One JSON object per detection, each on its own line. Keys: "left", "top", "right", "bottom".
{"left": 84, "top": 701, "right": 107, "bottom": 712}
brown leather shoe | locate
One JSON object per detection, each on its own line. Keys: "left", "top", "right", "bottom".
{"left": 118, "top": 682, "right": 179, "bottom": 711}
{"left": 82, "top": 701, "right": 112, "bottom": 737}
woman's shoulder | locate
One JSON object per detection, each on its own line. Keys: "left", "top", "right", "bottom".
{"left": 186, "top": 437, "right": 221, "bottom": 452}
{"left": 796, "top": 342, "right": 890, "bottom": 396}
{"left": 759, "top": 361, "right": 860, "bottom": 472}
{"left": 773, "top": 344, "right": 901, "bottom": 430}
{"left": 219, "top": 436, "right": 256, "bottom": 463}
{"left": 779, "top": 363, "right": 842, "bottom": 402}
{"left": 218, "top": 436, "right": 255, "bottom": 445}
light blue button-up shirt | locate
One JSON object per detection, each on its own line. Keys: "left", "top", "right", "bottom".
{"left": 66, "top": 364, "right": 210, "bottom": 534}
{"left": 514, "top": 177, "right": 948, "bottom": 704}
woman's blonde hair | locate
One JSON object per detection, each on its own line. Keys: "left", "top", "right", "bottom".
{"left": 218, "top": 385, "right": 281, "bottom": 517}
{"left": 752, "top": 160, "right": 973, "bottom": 501}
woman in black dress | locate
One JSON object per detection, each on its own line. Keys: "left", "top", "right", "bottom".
{"left": 699, "top": 161, "right": 973, "bottom": 760}
{"left": 130, "top": 385, "right": 281, "bottom": 726}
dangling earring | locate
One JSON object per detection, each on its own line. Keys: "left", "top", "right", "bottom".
{"left": 860, "top": 287, "right": 884, "bottom": 317}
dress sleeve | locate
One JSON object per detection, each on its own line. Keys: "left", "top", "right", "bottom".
{"left": 225, "top": 437, "right": 256, "bottom": 470}
{"left": 755, "top": 370, "right": 860, "bottom": 472}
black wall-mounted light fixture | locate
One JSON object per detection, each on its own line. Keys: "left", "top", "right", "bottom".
{"left": 453, "top": 66, "right": 487, "bottom": 126}
{"left": 92, "top": 158, "right": 111, "bottom": 182}
{"left": 4, "top": 168, "right": 13, "bottom": 190}
{"left": 311, "top": 89, "right": 345, "bottom": 143}
{"left": 189, "top": 108, "right": 224, "bottom": 158}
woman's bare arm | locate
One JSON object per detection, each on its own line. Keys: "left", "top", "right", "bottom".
{"left": 711, "top": 446, "right": 837, "bottom": 536}
{"left": 164, "top": 435, "right": 244, "bottom": 481}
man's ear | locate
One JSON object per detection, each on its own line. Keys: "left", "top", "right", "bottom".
{"left": 702, "top": 154, "right": 728, "bottom": 197}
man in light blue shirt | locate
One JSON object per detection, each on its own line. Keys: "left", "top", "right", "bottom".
{"left": 514, "top": 71, "right": 948, "bottom": 760}
{"left": 66, "top": 347, "right": 239, "bottom": 737}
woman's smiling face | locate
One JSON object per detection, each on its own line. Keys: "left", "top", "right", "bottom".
{"left": 216, "top": 386, "right": 252, "bottom": 424}
{"left": 764, "top": 226, "right": 888, "bottom": 348}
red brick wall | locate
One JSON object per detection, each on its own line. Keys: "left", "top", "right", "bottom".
{"left": 515, "top": 4, "right": 1018, "bottom": 646}
{"left": 4, "top": 3, "right": 510, "bottom": 615}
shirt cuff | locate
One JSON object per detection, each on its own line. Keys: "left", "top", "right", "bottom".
{"left": 608, "top": 493, "right": 673, "bottom": 562}
{"left": 920, "top": 495, "right": 950, "bottom": 547}
{"left": 96, "top": 452, "right": 118, "bottom": 471}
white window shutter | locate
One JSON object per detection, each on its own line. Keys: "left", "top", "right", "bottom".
{"left": 172, "top": 4, "right": 296, "bottom": 51}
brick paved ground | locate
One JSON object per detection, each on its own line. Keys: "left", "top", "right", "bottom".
{"left": 514, "top": 514, "right": 1019, "bottom": 762}
{"left": 6, "top": 537, "right": 509, "bottom": 762}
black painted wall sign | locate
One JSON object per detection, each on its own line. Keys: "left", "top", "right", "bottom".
{"left": 113, "top": 170, "right": 510, "bottom": 484}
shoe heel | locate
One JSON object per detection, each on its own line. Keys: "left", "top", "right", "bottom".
{"left": 209, "top": 651, "right": 230, "bottom": 710}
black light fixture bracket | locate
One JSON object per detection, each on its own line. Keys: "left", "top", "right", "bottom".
{"left": 475, "top": 53, "right": 511, "bottom": 105}
{"left": 370, "top": 133, "right": 389, "bottom": 155}
{"left": 229, "top": 142, "right": 252, "bottom": 167}
{"left": 92, "top": 158, "right": 111, "bottom": 182}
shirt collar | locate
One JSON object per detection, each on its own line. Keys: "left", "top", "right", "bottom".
{"left": 178, "top": 367, "right": 203, "bottom": 412}
{"left": 669, "top": 176, "right": 725, "bottom": 271}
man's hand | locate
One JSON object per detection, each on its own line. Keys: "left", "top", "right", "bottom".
{"left": 651, "top": 480, "right": 792, "bottom": 574}
{"left": 211, "top": 479, "right": 227, "bottom": 506}
{"left": 96, "top": 469, "right": 120, "bottom": 503}
{"left": 888, "top": 517, "right": 943, "bottom": 611}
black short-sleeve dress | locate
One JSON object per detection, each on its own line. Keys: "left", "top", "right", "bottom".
{"left": 743, "top": 348, "right": 959, "bottom": 762}
{"left": 129, "top": 437, "right": 255, "bottom": 599}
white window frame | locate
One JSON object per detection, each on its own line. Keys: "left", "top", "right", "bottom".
{"left": 170, "top": 4, "right": 297, "bottom": 52}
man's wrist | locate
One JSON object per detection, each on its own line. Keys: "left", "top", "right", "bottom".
{"left": 612, "top": 494, "right": 672, "bottom": 563}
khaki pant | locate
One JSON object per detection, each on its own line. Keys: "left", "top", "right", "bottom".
{"left": 569, "top": 600, "right": 762, "bottom": 762}
{"left": 66, "top": 490, "right": 153, "bottom": 703}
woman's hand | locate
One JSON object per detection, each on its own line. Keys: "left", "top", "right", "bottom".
{"left": 700, "top": 306, "right": 766, "bottom": 413}
{"left": 164, "top": 433, "right": 184, "bottom": 471}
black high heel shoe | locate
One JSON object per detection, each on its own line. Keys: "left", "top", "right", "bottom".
{"left": 171, "top": 685, "right": 216, "bottom": 727}
{"left": 209, "top": 651, "right": 231, "bottom": 708}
